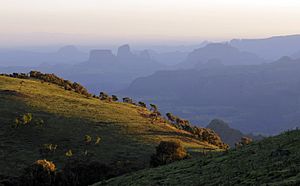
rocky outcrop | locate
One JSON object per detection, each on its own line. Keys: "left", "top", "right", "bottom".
{"left": 117, "top": 44, "right": 134, "bottom": 60}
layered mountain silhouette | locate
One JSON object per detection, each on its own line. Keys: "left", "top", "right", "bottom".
{"left": 122, "top": 57, "right": 300, "bottom": 134}
{"left": 60, "top": 44, "right": 164, "bottom": 93}
{"left": 177, "top": 43, "right": 266, "bottom": 69}
{"left": 230, "top": 34, "right": 300, "bottom": 60}
{"left": 0, "top": 45, "right": 87, "bottom": 66}
{"left": 0, "top": 44, "right": 164, "bottom": 93}
{"left": 148, "top": 50, "right": 189, "bottom": 66}
{"left": 292, "top": 50, "right": 300, "bottom": 59}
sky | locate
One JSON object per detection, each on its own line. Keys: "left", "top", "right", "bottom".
{"left": 0, "top": 0, "right": 300, "bottom": 46}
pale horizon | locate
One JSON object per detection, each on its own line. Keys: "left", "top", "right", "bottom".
{"left": 1, "top": 0, "right": 300, "bottom": 46}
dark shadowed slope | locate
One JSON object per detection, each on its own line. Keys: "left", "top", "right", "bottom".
{"left": 94, "top": 129, "right": 300, "bottom": 186}
{"left": 0, "top": 74, "right": 224, "bottom": 178}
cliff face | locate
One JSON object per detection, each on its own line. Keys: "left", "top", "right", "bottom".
{"left": 117, "top": 44, "right": 134, "bottom": 59}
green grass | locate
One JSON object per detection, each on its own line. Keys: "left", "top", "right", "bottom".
{"left": 0, "top": 76, "right": 219, "bottom": 177}
{"left": 93, "top": 129, "right": 300, "bottom": 186}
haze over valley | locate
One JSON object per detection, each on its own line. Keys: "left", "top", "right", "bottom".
{"left": 1, "top": 0, "right": 300, "bottom": 185}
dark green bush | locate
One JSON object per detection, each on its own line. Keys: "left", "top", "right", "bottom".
{"left": 19, "top": 160, "right": 56, "bottom": 186}
{"left": 112, "top": 95, "right": 118, "bottom": 101}
{"left": 138, "top": 101, "right": 147, "bottom": 108}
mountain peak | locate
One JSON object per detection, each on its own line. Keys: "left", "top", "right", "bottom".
{"left": 117, "top": 44, "right": 134, "bottom": 58}
{"left": 207, "top": 118, "right": 230, "bottom": 129}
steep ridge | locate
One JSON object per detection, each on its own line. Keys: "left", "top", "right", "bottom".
{"left": 0, "top": 73, "right": 226, "bottom": 179}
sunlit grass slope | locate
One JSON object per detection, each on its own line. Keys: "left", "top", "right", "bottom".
{"left": 0, "top": 76, "right": 219, "bottom": 176}
{"left": 94, "top": 129, "right": 300, "bottom": 186}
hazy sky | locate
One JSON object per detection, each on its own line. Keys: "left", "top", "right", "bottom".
{"left": 1, "top": 0, "right": 300, "bottom": 46}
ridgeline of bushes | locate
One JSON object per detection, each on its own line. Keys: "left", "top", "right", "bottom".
{"left": 1, "top": 71, "right": 91, "bottom": 97}
{"left": 99, "top": 92, "right": 229, "bottom": 149}
{"left": 1, "top": 72, "right": 228, "bottom": 149}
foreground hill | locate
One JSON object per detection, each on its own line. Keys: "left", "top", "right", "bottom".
{"left": 94, "top": 129, "right": 300, "bottom": 185}
{"left": 0, "top": 74, "right": 224, "bottom": 180}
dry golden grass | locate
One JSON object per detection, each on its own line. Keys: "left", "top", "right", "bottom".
{"left": 0, "top": 75, "right": 219, "bottom": 176}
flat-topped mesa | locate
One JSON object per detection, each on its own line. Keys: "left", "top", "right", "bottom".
{"left": 88, "top": 49, "right": 116, "bottom": 64}
{"left": 117, "top": 44, "right": 135, "bottom": 60}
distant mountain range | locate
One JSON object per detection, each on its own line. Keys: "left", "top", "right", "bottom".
{"left": 230, "top": 34, "right": 300, "bottom": 60}
{"left": 0, "top": 44, "right": 165, "bottom": 93}
{"left": 0, "top": 45, "right": 87, "bottom": 66}
{"left": 63, "top": 44, "right": 165, "bottom": 93}
{"left": 121, "top": 56, "right": 300, "bottom": 135}
{"left": 292, "top": 50, "right": 300, "bottom": 59}
{"left": 2, "top": 34, "right": 300, "bottom": 110}
{"left": 148, "top": 50, "right": 189, "bottom": 66}
{"left": 178, "top": 43, "right": 266, "bottom": 69}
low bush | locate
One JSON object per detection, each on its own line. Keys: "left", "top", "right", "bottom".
{"left": 19, "top": 160, "right": 56, "bottom": 186}
{"left": 150, "top": 140, "right": 188, "bottom": 167}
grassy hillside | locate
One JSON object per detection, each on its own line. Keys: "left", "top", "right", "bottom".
{"left": 94, "top": 129, "right": 300, "bottom": 186}
{"left": 0, "top": 75, "right": 220, "bottom": 177}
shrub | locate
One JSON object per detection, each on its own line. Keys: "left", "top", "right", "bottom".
{"left": 35, "top": 160, "right": 56, "bottom": 172}
{"left": 112, "top": 95, "right": 118, "bottom": 101}
{"left": 166, "top": 113, "right": 177, "bottom": 123}
{"left": 64, "top": 84, "right": 72, "bottom": 91}
{"left": 73, "top": 82, "right": 90, "bottom": 97}
{"left": 150, "top": 140, "right": 188, "bottom": 167}
{"left": 123, "top": 97, "right": 134, "bottom": 104}
{"left": 150, "top": 104, "right": 158, "bottom": 112}
{"left": 235, "top": 137, "right": 253, "bottom": 148}
{"left": 138, "top": 101, "right": 147, "bottom": 108}
{"left": 19, "top": 159, "right": 56, "bottom": 186}
{"left": 95, "top": 137, "right": 101, "bottom": 145}
{"left": 99, "top": 92, "right": 110, "bottom": 101}
{"left": 84, "top": 135, "right": 92, "bottom": 145}
{"left": 241, "top": 137, "right": 253, "bottom": 145}
{"left": 39, "top": 144, "right": 58, "bottom": 157}
{"left": 22, "top": 113, "right": 33, "bottom": 125}
{"left": 35, "top": 118, "right": 44, "bottom": 126}
{"left": 65, "top": 150, "right": 73, "bottom": 157}
{"left": 13, "top": 113, "right": 33, "bottom": 128}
